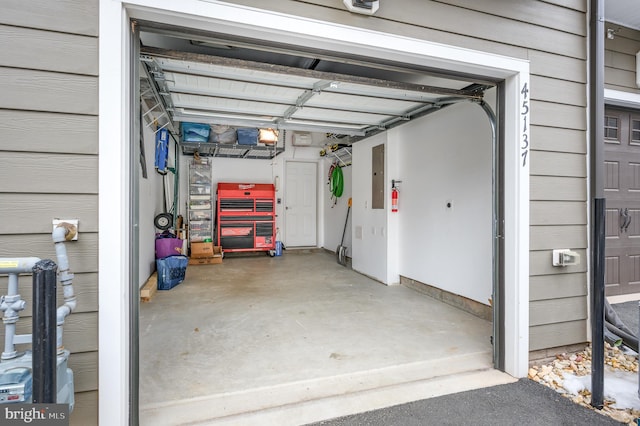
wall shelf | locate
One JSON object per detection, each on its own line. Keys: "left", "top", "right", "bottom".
{"left": 323, "top": 146, "right": 352, "bottom": 167}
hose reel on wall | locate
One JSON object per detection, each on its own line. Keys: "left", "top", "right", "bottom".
{"left": 328, "top": 162, "right": 344, "bottom": 206}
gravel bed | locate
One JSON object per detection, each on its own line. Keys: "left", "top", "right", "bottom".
{"left": 529, "top": 343, "right": 639, "bottom": 425}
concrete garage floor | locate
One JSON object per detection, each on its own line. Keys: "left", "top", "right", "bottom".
{"left": 139, "top": 250, "right": 515, "bottom": 425}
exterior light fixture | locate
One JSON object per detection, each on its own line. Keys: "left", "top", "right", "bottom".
{"left": 607, "top": 28, "right": 621, "bottom": 40}
{"left": 343, "top": 0, "right": 379, "bottom": 15}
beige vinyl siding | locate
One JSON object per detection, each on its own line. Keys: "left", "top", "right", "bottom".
{"left": 0, "top": 25, "right": 97, "bottom": 75}
{"left": 530, "top": 273, "right": 588, "bottom": 301}
{"left": 530, "top": 201, "right": 587, "bottom": 226}
{"left": 0, "top": 68, "right": 97, "bottom": 115}
{"left": 530, "top": 297, "right": 588, "bottom": 326}
{"left": 221, "top": 0, "right": 590, "bottom": 352}
{"left": 0, "top": 0, "right": 98, "bottom": 36}
{"left": 0, "top": 110, "right": 98, "bottom": 155}
{"left": 0, "top": 153, "right": 98, "bottom": 194}
{"left": 530, "top": 126, "right": 586, "bottom": 154}
{"left": 530, "top": 320, "right": 588, "bottom": 351}
{"left": 0, "top": 0, "right": 98, "bottom": 424}
{"left": 0, "top": 195, "right": 99, "bottom": 233}
{"left": 530, "top": 152, "right": 587, "bottom": 177}
{"left": 604, "top": 25, "right": 640, "bottom": 93}
{"left": 531, "top": 176, "right": 587, "bottom": 201}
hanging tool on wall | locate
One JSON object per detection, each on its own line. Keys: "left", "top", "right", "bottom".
{"left": 154, "top": 123, "right": 169, "bottom": 175}
{"left": 336, "top": 197, "right": 352, "bottom": 266}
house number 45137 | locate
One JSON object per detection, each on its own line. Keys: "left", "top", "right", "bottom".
{"left": 521, "top": 82, "right": 529, "bottom": 167}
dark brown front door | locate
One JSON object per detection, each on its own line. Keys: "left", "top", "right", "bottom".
{"left": 604, "top": 107, "right": 640, "bottom": 296}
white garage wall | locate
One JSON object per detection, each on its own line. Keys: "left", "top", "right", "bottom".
{"left": 352, "top": 133, "right": 389, "bottom": 283}
{"left": 321, "top": 162, "right": 353, "bottom": 255}
{"left": 396, "top": 102, "right": 493, "bottom": 305}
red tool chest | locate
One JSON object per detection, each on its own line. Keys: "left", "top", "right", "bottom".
{"left": 216, "top": 183, "right": 276, "bottom": 253}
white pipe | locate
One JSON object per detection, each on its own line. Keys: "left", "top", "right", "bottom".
{"left": 52, "top": 224, "right": 77, "bottom": 354}
{"left": 0, "top": 274, "right": 25, "bottom": 360}
{"left": 0, "top": 258, "right": 37, "bottom": 360}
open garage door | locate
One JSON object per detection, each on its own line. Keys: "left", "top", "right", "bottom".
{"left": 134, "top": 22, "right": 504, "bottom": 423}
{"left": 138, "top": 23, "right": 493, "bottom": 150}
{"left": 98, "top": 3, "right": 530, "bottom": 423}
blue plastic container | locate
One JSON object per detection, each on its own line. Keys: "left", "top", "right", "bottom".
{"left": 236, "top": 128, "right": 259, "bottom": 145}
{"left": 181, "top": 122, "right": 210, "bottom": 143}
{"left": 275, "top": 241, "right": 283, "bottom": 256}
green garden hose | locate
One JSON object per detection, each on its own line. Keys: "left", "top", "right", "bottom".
{"left": 330, "top": 165, "right": 344, "bottom": 198}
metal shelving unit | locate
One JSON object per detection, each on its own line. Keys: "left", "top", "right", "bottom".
{"left": 181, "top": 141, "right": 284, "bottom": 159}
{"left": 187, "top": 159, "right": 213, "bottom": 246}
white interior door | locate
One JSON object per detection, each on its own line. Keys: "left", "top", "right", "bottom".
{"left": 285, "top": 161, "right": 317, "bottom": 247}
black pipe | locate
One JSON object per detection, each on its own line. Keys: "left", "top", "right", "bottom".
{"left": 591, "top": 198, "right": 606, "bottom": 409}
{"left": 589, "top": 0, "right": 605, "bottom": 411}
{"left": 32, "top": 259, "right": 57, "bottom": 404}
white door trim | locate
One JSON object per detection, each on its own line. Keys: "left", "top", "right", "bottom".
{"left": 99, "top": 2, "right": 530, "bottom": 423}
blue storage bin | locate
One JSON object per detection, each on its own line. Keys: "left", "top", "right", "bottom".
{"left": 156, "top": 255, "right": 188, "bottom": 290}
{"left": 236, "top": 128, "right": 259, "bottom": 145}
{"left": 181, "top": 122, "right": 210, "bottom": 143}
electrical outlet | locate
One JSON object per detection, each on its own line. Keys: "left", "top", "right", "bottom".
{"left": 52, "top": 219, "right": 79, "bottom": 241}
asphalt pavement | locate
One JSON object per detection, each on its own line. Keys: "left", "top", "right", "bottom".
{"left": 307, "top": 378, "right": 625, "bottom": 426}
{"left": 611, "top": 300, "right": 640, "bottom": 336}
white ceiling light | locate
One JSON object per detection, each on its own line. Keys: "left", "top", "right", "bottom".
{"left": 343, "top": 0, "right": 379, "bottom": 15}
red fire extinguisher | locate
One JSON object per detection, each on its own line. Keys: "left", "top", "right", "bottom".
{"left": 391, "top": 187, "right": 399, "bottom": 212}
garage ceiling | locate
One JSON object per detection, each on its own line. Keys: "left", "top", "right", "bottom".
{"left": 139, "top": 27, "right": 493, "bottom": 157}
